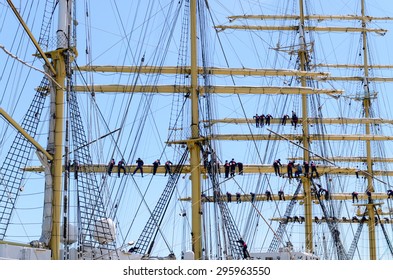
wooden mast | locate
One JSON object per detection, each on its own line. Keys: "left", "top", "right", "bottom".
{"left": 47, "top": 0, "right": 69, "bottom": 260}
{"left": 298, "top": 0, "right": 313, "bottom": 254}
{"left": 361, "top": 0, "right": 377, "bottom": 260}
{"left": 48, "top": 50, "right": 65, "bottom": 261}
{"left": 189, "top": 0, "right": 203, "bottom": 260}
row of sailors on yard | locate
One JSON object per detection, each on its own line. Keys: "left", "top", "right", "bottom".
{"left": 205, "top": 157, "right": 318, "bottom": 179}
{"left": 202, "top": 150, "right": 244, "bottom": 178}
{"left": 218, "top": 190, "right": 285, "bottom": 204}
{"left": 253, "top": 111, "right": 299, "bottom": 128}
{"left": 351, "top": 189, "right": 393, "bottom": 203}
{"left": 107, "top": 156, "right": 322, "bottom": 179}
{"left": 106, "top": 156, "right": 310, "bottom": 179}
{"left": 316, "top": 216, "right": 391, "bottom": 224}
{"left": 273, "top": 159, "right": 319, "bottom": 179}
{"left": 213, "top": 188, "right": 393, "bottom": 204}
{"left": 278, "top": 216, "right": 392, "bottom": 224}
{"left": 107, "top": 158, "right": 174, "bottom": 178}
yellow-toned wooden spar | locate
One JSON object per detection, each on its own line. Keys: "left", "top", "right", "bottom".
{"left": 71, "top": 84, "right": 343, "bottom": 96}
{"left": 205, "top": 133, "right": 393, "bottom": 141}
{"left": 167, "top": 133, "right": 393, "bottom": 145}
{"left": 180, "top": 192, "right": 390, "bottom": 203}
{"left": 0, "top": 108, "right": 53, "bottom": 161}
{"left": 207, "top": 117, "right": 393, "bottom": 126}
{"left": 270, "top": 216, "right": 393, "bottom": 225}
{"left": 289, "top": 156, "right": 393, "bottom": 163}
{"left": 215, "top": 24, "right": 387, "bottom": 34}
{"left": 312, "top": 63, "right": 393, "bottom": 69}
{"left": 227, "top": 14, "right": 393, "bottom": 22}
{"left": 317, "top": 76, "right": 393, "bottom": 82}
{"left": 75, "top": 65, "right": 393, "bottom": 83}
{"left": 76, "top": 65, "right": 331, "bottom": 78}
{"left": 23, "top": 163, "right": 393, "bottom": 176}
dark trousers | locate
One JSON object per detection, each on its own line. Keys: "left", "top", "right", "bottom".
{"left": 118, "top": 166, "right": 126, "bottom": 177}
{"left": 133, "top": 166, "right": 143, "bottom": 176}
{"left": 273, "top": 164, "right": 280, "bottom": 176}
{"left": 165, "top": 165, "right": 171, "bottom": 176}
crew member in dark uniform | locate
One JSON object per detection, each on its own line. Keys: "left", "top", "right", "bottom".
{"left": 165, "top": 160, "right": 173, "bottom": 176}
{"left": 236, "top": 192, "right": 241, "bottom": 203}
{"left": 352, "top": 191, "right": 359, "bottom": 203}
{"left": 229, "top": 158, "right": 236, "bottom": 177}
{"left": 107, "top": 158, "right": 115, "bottom": 176}
{"left": 132, "top": 158, "right": 144, "bottom": 177}
{"left": 250, "top": 192, "right": 256, "bottom": 203}
{"left": 265, "top": 190, "right": 273, "bottom": 201}
{"left": 310, "top": 161, "right": 319, "bottom": 178}
{"left": 224, "top": 160, "right": 230, "bottom": 178}
{"left": 366, "top": 190, "right": 372, "bottom": 204}
{"left": 273, "top": 159, "right": 282, "bottom": 176}
{"left": 118, "top": 158, "right": 127, "bottom": 177}
{"left": 278, "top": 190, "right": 285, "bottom": 201}
{"left": 287, "top": 161, "right": 294, "bottom": 179}
{"left": 259, "top": 114, "right": 265, "bottom": 127}
{"left": 237, "top": 162, "right": 244, "bottom": 175}
{"left": 281, "top": 114, "right": 289, "bottom": 125}
{"left": 291, "top": 111, "right": 298, "bottom": 128}
{"left": 303, "top": 161, "right": 309, "bottom": 177}
{"left": 152, "top": 159, "right": 160, "bottom": 175}
{"left": 253, "top": 114, "right": 260, "bottom": 127}
{"left": 265, "top": 114, "right": 273, "bottom": 126}
{"left": 226, "top": 192, "right": 232, "bottom": 203}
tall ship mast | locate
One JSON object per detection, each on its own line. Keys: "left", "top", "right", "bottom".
{"left": 0, "top": 0, "right": 393, "bottom": 260}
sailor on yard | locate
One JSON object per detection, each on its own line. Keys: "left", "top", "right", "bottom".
{"left": 352, "top": 191, "right": 359, "bottom": 203}
{"left": 226, "top": 192, "right": 232, "bottom": 203}
{"left": 250, "top": 192, "right": 255, "bottom": 203}
{"left": 237, "top": 161, "right": 244, "bottom": 175}
{"left": 253, "top": 114, "right": 260, "bottom": 127}
{"left": 291, "top": 111, "right": 298, "bottom": 128}
{"left": 310, "top": 161, "right": 319, "bottom": 178}
{"left": 165, "top": 160, "right": 173, "bottom": 176}
{"left": 107, "top": 158, "right": 115, "bottom": 176}
{"left": 224, "top": 160, "right": 230, "bottom": 178}
{"left": 265, "top": 114, "right": 273, "bottom": 126}
{"left": 265, "top": 190, "right": 273, "bottom": 201}
{"left": 303, "top": 161, "right": 309, "bottom": 177}
{"left": 273, "top": 159, "right": 282, "bottom": 176}
{"left": 236, "top": 192, "right": 241, "bottom": 203}
{"left": 132, "top": 158, "right": 144, "bottom": 177}
{"left": 281, "top": 114, "right": 289, "bottom": 125}
{"left": 287, "top": 161, "right": 294, "bottom": 179}
{"left": 278, "top": 190, "right": 285, "bottom": 201}
{"left": 152, "top": 159, "right": 160, "bottom": 175}
{"left": 295, "top": 163, "right": 302, "bottom": 178}
{"left": 229, "top": 158, "right": 236, "bottom": 177}
{"left": 366, "top": 190, "right": 372, "bottom": 203}
{"left": 118, "top": 158, "right": 127, "bottom": 177}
